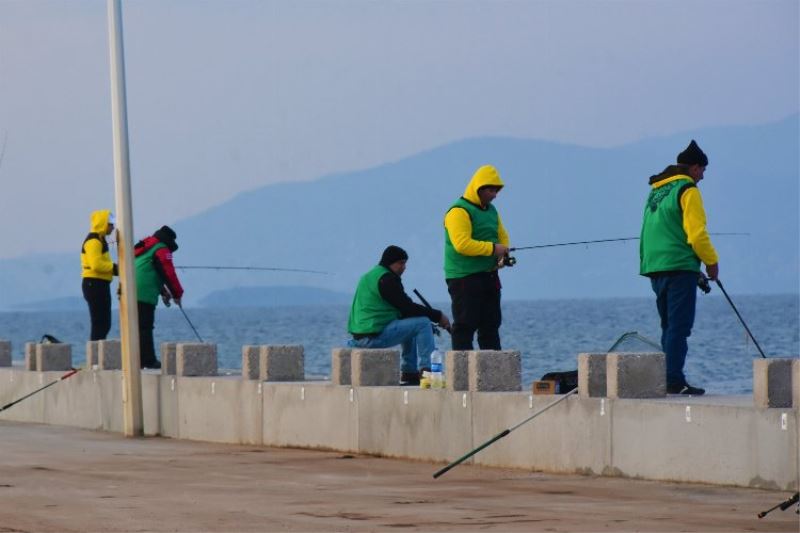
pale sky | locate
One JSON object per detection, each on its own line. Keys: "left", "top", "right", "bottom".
{"left": 0, "top": 0, "right": 797, "bottom": 259}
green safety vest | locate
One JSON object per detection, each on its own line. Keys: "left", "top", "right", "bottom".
{"left": 444, "top": 198, "right": 499, "bottom": 279}
{"left": 347, "top": 265, "right": 401, "bottom": 335}
{"left": 640, "top": 177, "right": 701, "bottom": 275}
{"left": 135, "top": 242, "right": 167, "bottom": 305}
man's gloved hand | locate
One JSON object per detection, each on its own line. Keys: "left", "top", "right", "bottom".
{"left": 161, "top": 293, "right": 172, "bottom": 307}
{"left": 174, "top": 297, "right": 182, "bottom": 308}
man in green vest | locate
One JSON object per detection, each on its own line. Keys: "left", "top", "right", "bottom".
{"left": 640, "top": 140, "right": 719, "bottom": 396}
{"left": 348, "top": 245, "right": 451, "bottom": 385}
{"left": 444, "top": 165, "right": 510, "bottom": 350}
{"left": 134, "top": 226, "right": 184, "bottom": 369}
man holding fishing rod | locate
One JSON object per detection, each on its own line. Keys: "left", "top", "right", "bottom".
{"left": 444, "top": 164, "right": 510, "bottom": 351}
{"left": 347, "top": 246, "right": 451, "bottom": 386}
{"left": 134, "top": 226, "right": 184, "bottom": 369}
{"left": 640, "top": 140, "right": 719, "bottom": 396}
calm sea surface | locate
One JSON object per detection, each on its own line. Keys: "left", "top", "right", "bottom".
{"left": 1, "top": 294, "right": 797, "bottom": 394}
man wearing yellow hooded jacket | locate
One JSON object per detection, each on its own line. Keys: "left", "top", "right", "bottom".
{"left": 81, "top": 210, "right": 118, "bottom": 341}
{"left": 444, "top": 165, "right": 510, "bottom": 350}
{"left": 640, "top": 140, "right": 719, "bottom": 396}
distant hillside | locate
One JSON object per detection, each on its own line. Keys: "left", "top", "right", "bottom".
{"left": 13, "top": 296, "right": 88, "bottom": 311}
{"left": 199, "top": 286, "right": 352, "bottom": 307}
{"left": 1, "top": 115, "right": 797, "bottom": 309}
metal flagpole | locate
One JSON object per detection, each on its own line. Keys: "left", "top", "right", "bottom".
{"left": 107, "top": 0, "right": 143, "bottom": 436}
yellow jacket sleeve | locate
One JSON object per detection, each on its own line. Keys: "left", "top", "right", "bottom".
{"left": 84, "top": 238, "right": 115, "bottom": 275}
{"left": 497, "top": 215, "right": 509, "bottom": 247}
{"left": 444, "top": 208, "right": 495, "bottom": 257}
{"left": 680, "top": 187, "right": 718, "bottom": 266}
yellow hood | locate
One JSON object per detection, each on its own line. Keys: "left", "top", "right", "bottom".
{"left": 463, "top": 165, "right": 504, "bottom": 205}
{"left": 89, "top": 210, "right": 111, "bottom": 234}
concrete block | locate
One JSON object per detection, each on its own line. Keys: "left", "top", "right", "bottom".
{"left": 467, "top": 350, "right": 521, "bottom": 392}
{"left": 606, "top": 352, "right": 665, "bottom": 399}
{"left": 35, "top": 343, "right": 72, "bottom": 371}
{"left": 86, "top": 341, "right": 100, "bottom": 368}
{"left": 97, "top": 340, "right": 121, "bottom": 370}
{"left": 578, "top": 352, "right": 608, "bottom": 398}
{"left": 793, "top": 359, "right": 800, "bottom": 409}
{"left": 259, "top": 345, "right": 304, "bottom": 382}
{"left": 160, "top": 342, "right": 177, "bottom": 375}
{"left": 25, "top": 343, "right": 37, "bottom": 371}
{"left": 351, "top": 349, "right": 399, "bottom": 386}
{"left": 331, "top": 348, "right": 352, "bottom": 385}
{"left": 0, "top": 340, "right": 10, "bottom": 367}
{"left": 753, "top": 358, "right": 794, "bottom": 408}
{"left": 241, "top": 345, "right": 260, "bottom": 380}
{"left": 445, "top": 350, "right": 468, "bottom": 391}
{"left": 176, "top": 343, "right": 217, "bottom": 377}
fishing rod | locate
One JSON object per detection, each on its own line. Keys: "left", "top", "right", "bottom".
{"left": 0, "top": 368, "right": 80, "bottom": 414}
{"left": 177, "top": 303, "right": 204, "bottom": 343}
{"left": 413, "top": 288, "right": 451, "bottom": 335}
{"left": 711, "top": 277, "right": 768, "bottom": 358}
{"left": 509, "top": 232, "right": 749, "bottom": 252}
{"left": 175, "top": 265, "right": 330, "bottom": 275}
{"left": 758, "top": 492, "right": 798, "bottom": 518}
{"left": 433, "top": 388, "right": 578, "bottom": 479}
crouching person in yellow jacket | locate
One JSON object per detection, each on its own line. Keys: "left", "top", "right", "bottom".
{"left": 81, "top": 210, "right": 118, "bottom": 340}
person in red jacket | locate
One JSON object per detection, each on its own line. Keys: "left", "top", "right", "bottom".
{"left": 134, "top": 226, "right": 184, "bottom": 369}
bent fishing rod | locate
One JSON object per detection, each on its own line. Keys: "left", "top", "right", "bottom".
{"left": 509, "top": 232, "right": 749, "bottom": 252}
{"left": 175, "top": 265, "right": 330, "bottom": 275}
{"left": 0, "top": 368, "right": 80, "bottom": 414}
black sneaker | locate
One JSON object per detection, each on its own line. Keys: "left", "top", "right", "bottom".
{"left": 400, "top": 372, "right": 420, "bottom": 386}
{"left": 142, "top": 359, "right": 162, "bottom": 370}
{"left": 667, "top": 382, "right": 705, "bottom": 395}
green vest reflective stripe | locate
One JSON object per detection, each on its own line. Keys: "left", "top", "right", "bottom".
{"left": 640, "top": 178, "right": 701, "bottom": 274}
{"left": 347, "top": 265, "right": 401, "bottom": 335}
{"left": 135, "top": 242, "right": 167, "bottom": 305}
{"left": 444, "top": 198, "right": 499, "bottom": 279}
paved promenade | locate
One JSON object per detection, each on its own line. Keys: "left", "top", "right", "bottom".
{"left": 0, "top": 420, "right": 796, "bottom": 532}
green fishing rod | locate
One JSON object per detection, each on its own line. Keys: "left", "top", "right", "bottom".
{"left": 0, "top": 368, "right": 81, "bottom": 414}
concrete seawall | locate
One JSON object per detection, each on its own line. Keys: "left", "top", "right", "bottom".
{"left": 0, "top": 367, "right": 797, "bottom": 491}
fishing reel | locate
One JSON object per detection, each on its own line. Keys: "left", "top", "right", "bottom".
{"left": 499, "top": 255, "right": 517, "bottom": 268}
{"left": 697, "top": 274, "right": 711, "bottom": 294}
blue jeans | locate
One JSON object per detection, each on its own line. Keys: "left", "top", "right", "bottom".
{"left": 347, "top": 317, "right": 435, "bottom": 373}
{"left": 650, "top": 272, "right": 697, "bottom": 386}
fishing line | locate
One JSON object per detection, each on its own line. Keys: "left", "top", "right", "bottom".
{"left": 510, "top": 232, "right": 749, "bottom": 252}
{"left": 175, "top": 265, "right": 330, "bottom": 275}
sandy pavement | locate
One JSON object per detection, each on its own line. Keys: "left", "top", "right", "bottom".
{"left": 0, "top": 420, "right": 797, "bottom": 532}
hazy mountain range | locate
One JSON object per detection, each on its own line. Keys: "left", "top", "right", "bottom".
{"left": 1, "top": 114, "right": 797, "bottom": 310}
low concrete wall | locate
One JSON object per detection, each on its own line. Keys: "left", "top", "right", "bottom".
{"left": 0, "top": 368, "right": 797, "bottom": 491}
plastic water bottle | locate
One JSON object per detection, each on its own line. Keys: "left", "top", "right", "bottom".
{"left": 430, "top": 349, "right": 444, "bottom": 389}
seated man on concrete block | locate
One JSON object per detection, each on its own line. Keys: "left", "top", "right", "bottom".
{"left": 347, "top": 245, "right": 451, "bottom": 385}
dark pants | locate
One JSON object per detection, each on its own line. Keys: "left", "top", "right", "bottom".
{"left": 82, "top": 278, "right": 111, "bottom": 341}
{"left": 650, "top": 272, "right": 697, "bottom": 387}
{"left": 447, "top": 271, "right": 502, "bottom": 350}
{"left": 137, "top": 301, "right": 158, "bottom": 368}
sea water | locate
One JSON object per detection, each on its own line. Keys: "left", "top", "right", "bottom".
{"left": 1, "top": 294, "right": 797, "bottom": 394}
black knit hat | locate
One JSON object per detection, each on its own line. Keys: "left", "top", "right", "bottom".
{"left": 154, "top": 225, "right": 178, "bottom": 252}
{"left": 677, "top": 140, "right": 709, "bottom": 167}
{"left": 379, "top": 245, "right": 408, "bottom": 267}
